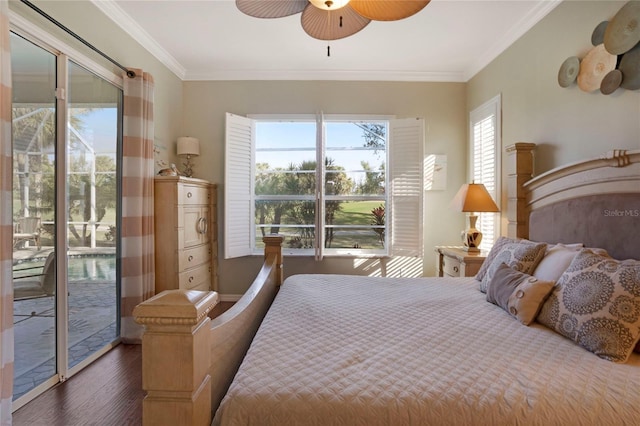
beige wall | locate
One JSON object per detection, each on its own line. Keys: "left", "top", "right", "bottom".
{"left": 10, "top": 0, "right": 184, "bottom": 171}
{"left": 468, "top": 0, "right": 640, "bottom": 175}
{"left": 17, "top": 1, "right": 636, "bottom": 297}
{"left": 183, "top": 81, "right": 467, "bottom": 294}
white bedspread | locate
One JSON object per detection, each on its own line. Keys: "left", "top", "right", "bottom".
{"left": 213, "top": 274, "right": 640, "bottom": 425}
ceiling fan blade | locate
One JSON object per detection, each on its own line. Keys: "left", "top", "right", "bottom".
{"left": 301, "top": 4, "right": 370, "bottom": 40}
{"left": 349, "top": 0, "right": 430, "bottom": 21}
{"left": 236, "top": 0, "right": 307, "bottom": 19}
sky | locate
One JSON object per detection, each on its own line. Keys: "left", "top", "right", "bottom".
{"left": 73, "top": 108, "right": 118, "bottom": 156}
{"left": 255, "top": 120, "right": 386, "bottom": 177}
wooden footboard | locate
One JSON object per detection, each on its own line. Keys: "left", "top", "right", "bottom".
{"left": 209, "top": 235, "right": 283, "bottom": 415}
{"left": 134, "top": 235, "right": 284, "bottom": 426}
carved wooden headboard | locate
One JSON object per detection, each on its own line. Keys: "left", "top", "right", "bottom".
{"left": 519, "top": 149, "right": 640, "bottom": 260}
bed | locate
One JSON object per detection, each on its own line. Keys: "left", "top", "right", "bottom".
{"left": 133, "top": 147, "right": 640, "bottom": 425}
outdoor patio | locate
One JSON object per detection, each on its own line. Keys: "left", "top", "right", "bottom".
{"left": 12, "top": 247, "right": 118, "bottom": 400}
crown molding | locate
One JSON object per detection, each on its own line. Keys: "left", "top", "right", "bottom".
{"left": 90, "top": 0, "right": 186, "bottom": 80}
{"left": 93, "top": 0, "right": 559, "bottom": 83}
{"left": 184, "top": 69, "right": 466, "bottom": 82}
{"left": 463, "top": 0, "right": 562, "bottom": 81}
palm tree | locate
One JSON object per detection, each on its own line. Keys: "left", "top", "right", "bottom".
{"left": 12, "top": 106, "right": 114, "bottom": 246}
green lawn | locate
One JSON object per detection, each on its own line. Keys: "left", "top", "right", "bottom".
{"left": 333, "top": 200, "right": 384, "bottom": 225}
{"left": 256, "top": 200, "right": 386, "bottom": 250}
{"left": 14, "top": 206, "right": 117, "bottom": 248}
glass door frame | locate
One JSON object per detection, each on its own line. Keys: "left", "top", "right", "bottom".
{"left": 55, "top": 52, "right": 70, "bottom": 382}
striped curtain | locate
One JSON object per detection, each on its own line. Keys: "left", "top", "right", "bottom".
{"left": 0, "top": 0, "right": 14, "bottom": 420}
{"left": 121, "top": 69, "right": 155, "bottom": 343}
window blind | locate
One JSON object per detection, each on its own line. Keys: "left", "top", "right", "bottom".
{"left": 389, "top": 117, "right": 424, "bottom": 257}
{"left": 224, "top": 112, "right": 255, "bottom": 259}
{"left": 469, "top": 95, "right": 501, "bottom": 251}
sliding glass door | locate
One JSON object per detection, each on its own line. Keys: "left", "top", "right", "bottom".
{"left": 11, "top": 32, "right": 121, "bottom": 407}
{"left": 11, "top": 32, "right": 57, "bottom": 403}
{"left": 66, "top": 61, "right": 120, "bottom": 370}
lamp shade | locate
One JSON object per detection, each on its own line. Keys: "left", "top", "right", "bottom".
{"left": 177, "top": 137, "right": 200, "bottom": 157}
{"left": 450, "top": 183, "right": 499, "bottom": 213}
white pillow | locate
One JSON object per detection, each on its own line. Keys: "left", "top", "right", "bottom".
{"left": 532, "top": 243, "right": 583, "bottom": 282}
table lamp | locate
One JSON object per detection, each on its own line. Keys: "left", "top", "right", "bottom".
{"left": 450, "top": 183, "right": 500, "bottom": 252}
{"left": 177, "top": 136, "right": 200, "bottom": 177}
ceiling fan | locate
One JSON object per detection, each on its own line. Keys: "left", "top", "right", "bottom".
{"left": 236, "top": 0, "right": 430, "bottom": 45}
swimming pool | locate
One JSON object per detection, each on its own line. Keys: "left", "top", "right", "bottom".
{"left": 13, "top": 252, "right": 116, "bottom": 282}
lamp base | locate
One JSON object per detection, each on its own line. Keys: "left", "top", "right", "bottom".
{"left": 462, "top": 245, "right": 481, "bottom": 253}
{"left": 461, "top": 214, "right": 482, "bottom": 253}
{"left": 182, "top": 155, "right": 195, "bottom": 178}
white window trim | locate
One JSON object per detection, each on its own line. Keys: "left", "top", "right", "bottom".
{"left": 469, "top": 94, "right": 501, "bottom": 250}
{"left": 225, "top": 113, "right": 424, "bottom": 260}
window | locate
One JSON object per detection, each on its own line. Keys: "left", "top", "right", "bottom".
{"left": 469, "top": 94, "right": 501, "bottom": 251}
{"left": 225, "top": 113, "right": 424, "bottom": 259}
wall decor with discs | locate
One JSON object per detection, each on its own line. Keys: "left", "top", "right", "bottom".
{"left": 558, "top": 1, "right": 640, "bottom": 95}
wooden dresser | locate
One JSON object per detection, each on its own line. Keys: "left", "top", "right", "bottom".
{"left": 154, "top": 176, "right": 218, "bottom": 293}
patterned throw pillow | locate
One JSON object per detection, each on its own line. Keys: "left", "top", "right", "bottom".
{"left": 537, "top": 249, "right": 640, "bottom": 363}
{"left": 486, "top": 263, "right": 555, "bottom": 325}
{"left": 479, "top": 240, "right": 547, "bottom": 293}
{"left": 475, "top": 236, "right": 517, "bottom": 283}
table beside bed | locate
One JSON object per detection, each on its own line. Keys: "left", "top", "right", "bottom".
{"left": 435, "top": 246, "right": 487, "bottom": 277}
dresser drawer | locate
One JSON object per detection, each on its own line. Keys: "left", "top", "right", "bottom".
{"left": 178, "top": 262, "right": 211, "bottom": 290}
{"left": 179, "top": 184, "right": 210, "bottom": 205}
{"left": 442, "top": 255, "right": 462, "bottom": 277}
{"left": 178, "top": 244, "right": 211, "bottom": 271}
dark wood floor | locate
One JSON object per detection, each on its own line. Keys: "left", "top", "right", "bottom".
{"left": 13, "top": 301, "right": 234, "bottom": 426}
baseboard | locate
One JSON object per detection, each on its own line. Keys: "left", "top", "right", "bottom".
{"left": 218, "top": 293, "right": 243, "bottom": 303}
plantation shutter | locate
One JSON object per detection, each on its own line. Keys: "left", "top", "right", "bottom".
{"left": 389, "top": 117, "right": 424, "bottom": 257}
{"left": 470, "top": 94, "right": 501, "bottom": 250}
{"left": 224, "top": 112, "right": 255, "bottom": 259}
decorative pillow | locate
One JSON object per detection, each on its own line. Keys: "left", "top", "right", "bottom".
{"left": 533, "top": 243, "right": 583, "bottom": 282}
{"left": 537, "top": 249, "right": 640, "bottom": 363}
{"left": 486, "top": 263, "right": 555, "bottom": 325}
{"left": 586, "top": 247, "right": 611, "bottom": 258}
{"left": 475, "top": 236, "right": 517, "bottom": 283}
{"left": 479, "top": 240, "right": 547, "bottom": 293}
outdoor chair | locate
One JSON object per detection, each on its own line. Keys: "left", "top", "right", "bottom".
{"left": 13, "top": 251, "right": 55, "bottom": 300}
{"left": 13, "top": 216, "right": 42, "bottom": 250}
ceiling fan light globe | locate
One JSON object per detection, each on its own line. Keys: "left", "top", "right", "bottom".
{"left": 309, "top": 0, "right": 351, "bottom": 11}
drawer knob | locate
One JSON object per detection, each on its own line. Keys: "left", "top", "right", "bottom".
{"left": 187, "top": 192, "right": 193, "bottom": 198}
{"left": 188, "top": 276, "right": 194, "bottom": 283}
{"left": 188, "top": 255, "right": 194, "bottom": 262}
{"left": 453, "top": 266, "right": 459, "bottom": 273}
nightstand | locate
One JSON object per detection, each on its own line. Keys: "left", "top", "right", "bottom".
{"left": 435, "top": 246, "right": 488, "bottom": 278}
